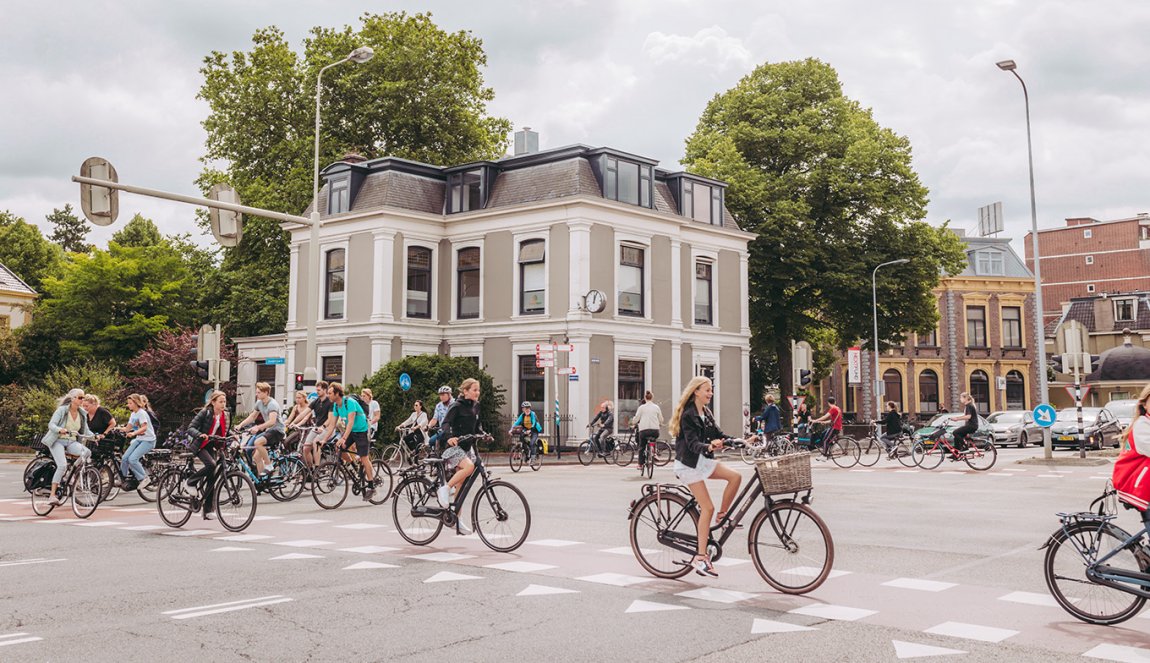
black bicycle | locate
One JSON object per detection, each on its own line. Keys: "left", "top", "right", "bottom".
{"left": 627, "top": 444, "right": 834, "bottom": 594}
{"left": 24, "top": 436, "right": 103, "bottom": 519}
{"left": 577, "top": 424, "right": 616, "bottom": 465}
{"left": 311, "top": 439, "right": 393, "bottom": 509}
{"left": 392, "top": 434, "right": 530, "bottom": 552}
{"left": 155, "top": 436, "right": 258, "bottom": 532}
{"left": 508, "top": 427, "right": 541, "bottom": 473}
{"left": 856, "top": 421, "right": 917, "bottom": 468}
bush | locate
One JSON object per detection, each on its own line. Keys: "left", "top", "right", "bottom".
{"left": 361, "top": 355, "right": 507, "bottom": 448}
{"left": 20, "top": 361, "right": 127, "bottom": 443}
{"left": 123, "top": 328, "right": 236, "bottom": 432}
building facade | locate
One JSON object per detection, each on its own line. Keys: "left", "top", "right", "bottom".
{"left": 1047, "top": 292, "right": 1150, "bottom": 408}
{"left": 825, "top": 232, "right": 1038, "bottom": 420}
{"left": 234, "top": 137, "right": 753, "bottom": 438}
{"left": 0, "top": 262, "right": 36, "bottom": 330}
{"left": 1025, "top": 213, "right": 1150, "bottom": 328}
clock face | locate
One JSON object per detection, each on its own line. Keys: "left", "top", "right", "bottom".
{"left": 586, "top": 289, "right": 606, "bottom": 313}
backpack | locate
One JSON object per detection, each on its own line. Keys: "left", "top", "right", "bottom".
{"left": 147, "top": 409, "right": 161, "bottom": 434}
{"left": 348, "top": 395, "right": 370, "bottom": 420}
{"left": 24, "top": 458, "right": 55, "bottom": 491}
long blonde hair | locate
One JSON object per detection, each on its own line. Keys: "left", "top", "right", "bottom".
{"left": 127, "top": 393, "right": 151, "bottom": 411}
{"left": 1120, "top": 383, "right": 1150, "bottom": 450}
{"left": 458, "top": 378, "right": 479, "bottom": 399}
{"left": 669, "top": 377, "right": 711, "bottom": 438}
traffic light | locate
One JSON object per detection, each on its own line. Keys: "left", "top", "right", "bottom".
{"left": 798, "top": 369, "right": 812, "bottom": 388}
{"left": 78, "top": 157, "right": 119, "bottom": 226}
{"left": 191, "top": 360, "right": 211, "bottom": 383}
{"left": 1049, "top": 355, "right": 1065, "bottom": 374}
{"left": 1089, "top": 354, "right": 1101, "bottom": 374}
{"left": 295, "top": 373, "right": 304, "bottom": 392}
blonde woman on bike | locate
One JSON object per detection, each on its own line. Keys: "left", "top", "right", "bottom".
{"left": 42, "top": 388, "right": 92, "bottom": 506}
{"left": 669, "top": 376, "right": 742, "bottom": 577}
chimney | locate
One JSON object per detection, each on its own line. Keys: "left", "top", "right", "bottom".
{"left": 341, "top": 152, "right": 368, "bottom": 164}
{"left": 514, "top": 127, "right": 539, "bottom": 156}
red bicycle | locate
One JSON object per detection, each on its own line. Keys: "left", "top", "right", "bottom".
{"left": 913, "top": 428, "right": 997, "bottom": 471}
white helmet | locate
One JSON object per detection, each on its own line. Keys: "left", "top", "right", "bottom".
{"left": 438, "top": 385, "right": 452, "bottom": 394}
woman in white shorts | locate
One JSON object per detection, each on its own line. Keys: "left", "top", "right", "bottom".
{"left": 670, "top": 376, "right": 742, "bottom": 577}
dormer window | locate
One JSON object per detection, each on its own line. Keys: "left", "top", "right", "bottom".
{"left": 602, "top": 157, "right": 652, "bottom": 208}
{"left": 975, "top": 249, "right": 1004, "bottom": 276}
{"left": 1115, "top": 298, "right": 1135, "bottom": 322}
{"left": 328, "top": 178, "right": 350, "bottom": 214}
{"left": 681, "top": 181, "right": 722, "bottom": 225}
{"left": 447, "top": 169, "right": 485, "bottom": 213}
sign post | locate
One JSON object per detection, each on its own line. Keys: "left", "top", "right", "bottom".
{"left": 538, "top": 343, "right": 575, "bottom": 459}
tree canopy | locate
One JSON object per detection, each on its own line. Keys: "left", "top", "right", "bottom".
{"left": 46, "top": 204, "right": 91, "bottom": 254}
{"left": 682, "top": 59, "right": 967, "bottom": 404}
{"left": 112, "top": 214, "right": 164, "bottom": 247}
{"left": 0, "top": 211, "right": 62, "bottom": 290}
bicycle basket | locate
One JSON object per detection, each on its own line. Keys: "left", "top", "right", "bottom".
{"left": 755, "top": 452, "right": 813, "bottom": 495}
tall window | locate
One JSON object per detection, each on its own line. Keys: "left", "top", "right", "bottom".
{"left": 970, "top": 370, "right": 990, "bottom": 414}
{"left": 0, "top": 315, "right": 9, "bottom": 330}
{"left": 256, "top": 362, "right": 277, "bottom": 399}
{"left": 406, "top": 247, "right": 432, "bottom": 319}
{"left": 618, "top": 360, "right": 645, "bottom": 429}
{"left": 918, "top": 370, "right": 939, "bottom": 413}
{"left": 519, "top": 355, "right": 545, "bottom": 414}
{"left": 681, "top": 181, "right": 722, "bottom": 224}
{"left": 602, "top": 157, "right": 652, "bottom": 208}
{"left": 519, "top": 240, "right": 546, "bottom": 315}
{"left": 918, "top": 328, "right": 938, "bottom": 346}
{"left": 1006, "top": 370, "right": 1025, "bottom": 410}
{"left": 882, "top": 369, "right": 903, "bottom": 412}
{"left": 1115, "top": 298, "right": 1135, "bottom": 322}
{"left": 447, "top": 170, "right": 483, "bottom": 213}
{"left": 1002, "top": 306, "right": 1022, "bottom": 347}
{"left": 457, "top": 247, "right": 481, "bottom": 319}
{"left": 966, "top": 306, "right": 987, "bottom": 347}
{"left": 322, "top": 356, "right": 343, "bottom": 383}
{"left": 976, "top": 250, "right": 1004, "bottom": 276}
{"left": 325, "top": 248, "right": 345, "bottom": 320}
{"left": 694, "top": 261, "right": 713, "bottom": 325}
{"left": 618, "top": 245, "right": 645, "bottom": 317}
{"left": 328, "top": 178, "right": 350, "bottom": 214}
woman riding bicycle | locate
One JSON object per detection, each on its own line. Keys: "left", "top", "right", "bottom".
{"left": 949, "top": 392, "right": 978, "bottom": 452}
{"left": 42, "top": 388, "right": 92, "bottom": 506}
{"left": 1113, "top": 383, "right": 1150, "bottom": 519}
{"left": 396, "top": 400, "right": 429, "bottom": 450}
{"left": 436, "top": 378, "right": 485, "bottom": 536}
{"left": 670, "top": 376, "right": 742, "bottom": 577}
{"left": 119, "top": 393, "right": 157, "bottom": 491}
{"left": 880, "top": 401, "right": 902, "bottom": 451}
{"left": 283, "top": 390, "right": 313, "bottom": 451}
{"left": 186, "top": 390, "right": 230, "bottom": 520}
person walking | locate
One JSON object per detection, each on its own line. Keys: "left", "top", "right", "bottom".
{"left": 42, "top": 388, "right": 92, "bottom": 506}
{"left": 633, "top": 391, "right": 664, "bottom": 472}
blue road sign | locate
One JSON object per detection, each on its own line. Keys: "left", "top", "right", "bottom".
{"left": 1032, "top": 403, "right": 1057, "bottom": 428}
{"left": 568, "top": 374, "right": 580, "bottom": 382}
{"left": 204, "top": 388, "right": 214, "bottom": 405}
{"left": 399, "top": 373, "right": 412, "bottom": 392}
{"left": 263, "top": 357, "right": 285, "bottom": 365}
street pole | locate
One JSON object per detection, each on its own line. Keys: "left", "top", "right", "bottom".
{"left": 997, "top": 59, "right": 1052, "bottom": 459}
{"left": 872, "top": 259, "right": 909, "bottom": 422}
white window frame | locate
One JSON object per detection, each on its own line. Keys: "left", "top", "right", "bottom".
{"left": 692, "top": 248, "right": 719, "bottom": 327}
{"left": 451, "top": 239, "right": 485, "bottom": 322}
{"left": 402, "top": 238, "right": 439, "bottom": 323}
{"left": 975, "top": 249, "right": 1004, "bottom": 276}
{"left": 512, "top": 231, "right": 549, "bottom": 320}
{"left": 448, "top": 342, "right": 484, "bottom": 370}
{"left": 316, "top": 238, "right": 350, "bottom": 326}
{"left": 692, "top": 348, "right": 721, "bottom": 417}
{"left": 1086, "top": 284, "right": 1096, "bottom": 293}
{"left": 614, "top": 232, "right": 652, "bottom": 321}
{"left": 1084, "top": 228, "right": 1093, "bottom": 238}
{"left": 1085, "top": 255, "right": 1094, "bottom": 265}
{"left": 615, "top": 341, "right": 654, "bottom": 433}
{"left": 1115, "top": 297, "right": 1136, "bottom": 322}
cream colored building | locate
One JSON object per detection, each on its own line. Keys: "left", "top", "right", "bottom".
{"left": 0, "top": 262, "right": 36, "bottom": 330}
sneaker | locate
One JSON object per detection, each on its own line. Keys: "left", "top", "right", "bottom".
{"left": 363, "top": 487, "right": 375, "bottom": 502}
{"left": 456, "top": 522, "right": 472, "bottom": 536}
{"left": 183, "top": 478, "right": 198, "bottom": 492}
{"left": 48, "top": 494, "right": 62, "bottom": 506}
{"left": 203, "top": 511, "right": 217, "bottom": 521}
{"left": 137, "top": 477, "right": 151, "bottom": 491}
{"left": 692, "top": 555, "right": 718, "bottom": 578}
{"left": 436, "top": 485, "right": 451, "bottom": 508}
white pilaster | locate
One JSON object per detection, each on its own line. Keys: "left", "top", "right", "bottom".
{"left": 739, "top": 252, "right": 750, "bottom": 336}
{"left": 372, "top": 230, "right": 396, "bottom": 322}
{"left": 670, "top": 239, "right": 683, "bottom": 327}
{"left": 670, "top": 341, "right": 682, "bottom": 401}
{"left": 371, "top": 338, "right": 391, "bottom": 374}
{"left": 567, "top": 220, "right": 593, "bottom": 317}
{"left": 568, "top": 335, "right": 592, "bottom": 440}
{"left": 287, "top": 244, "right": 300, "bottom": 329}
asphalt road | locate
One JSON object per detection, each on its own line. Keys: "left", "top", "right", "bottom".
{"left": 0, "top": 447, "right": 1146, "bottom": 662}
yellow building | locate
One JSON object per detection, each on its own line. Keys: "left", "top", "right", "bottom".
{"left": 0, "top": 262, "right": 36, "bottom": 330}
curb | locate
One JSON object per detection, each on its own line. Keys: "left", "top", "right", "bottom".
{"left": 1015, "top": 456, "right": 1111, "bottom": 467}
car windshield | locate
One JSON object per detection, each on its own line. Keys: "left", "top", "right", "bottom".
{"left": 1056, "top": 409, "right": 1099, "bottom": 422}
{"left": 1107, "top": 401, "right": 1137, "bottom": 419}
{"left": 988, "top": 412, "right": 1023, "bottom": 424}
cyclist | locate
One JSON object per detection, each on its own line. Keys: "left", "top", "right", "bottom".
{"left": 301, "top": 380, "right": 331, "bottom": 469}
{"left": 1113, "top": 383, "right": 1150, "bottom": 512}
{"left": 794, "top": 400, "right": 811, "bottom": 434}
{"left": 427, "top": 385, "right": 454, "bottom": 452}
{"left": 510, "top": 401, "right": 543, "bottom": 460}
{"left": 589, "top": 400, "right": 615, "bottom": 453}
{"left": 42, "top": 388, "right": 92, "bottom": 506}
{"left": 119, "top": 393, "right": 156, "bottom": 491}
{"left": 670, "top": 376, "right": 741, "bottom": 577}
{"left": 948, "top": 392, "right": 978, "bottom": 453}
{"left": 362, "top": 388, "right": 381, "bottom": 442}
{"left": 880, "top": 401, "right": 902, "bottom": 452}
{"left": 320, "top": 382, "right": 375, "bottom": 501}
{"left": 185, "top": 390, "right": 230, "bottom": 520}
{"left": 236, "top": 382, "right": 284, "bottom": 477}
{"left": 396, "top": 400, "right": 429, "bottom": 451}
{"left": 437, "top": 378, "right": 484, "bottom": 535}
{"left": 633, "top": 391, "right": 663, "bottom": 471}
{"left": 809, "top": 396, "right": 843, "bottom": 456}
{"left": 755, "top": 395, "right": 782, "bottom": 437}
{"left": 283, "top": 390, "right": 313, "bottom": 451}
{"left": 81, "top": 394, "right": 117, "bottom": 439}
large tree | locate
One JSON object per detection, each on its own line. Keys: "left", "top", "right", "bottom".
{"left": 682, "top": 59, "right": 967, "bottom": 409}
{"left": 0, "top": 211, "right": 63, "bottom": 290}
{"left": 112, "top": 214, "right": 163, "bottom": 247}
{"left": 196, "top": 12, "right": 512, "bottom": 337}
{"left": 46, "top": 204, "right": 91, "bottom": 253}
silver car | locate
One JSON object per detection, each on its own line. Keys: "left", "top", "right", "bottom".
{"left": 986, "top": 410, "right": 1043, "bottom": 448}
{"left": 1105, "top": 399, "right": 1139, "bottom": 431}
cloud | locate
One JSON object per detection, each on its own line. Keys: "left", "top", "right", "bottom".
{"left": 642, "top": 27, "right": 752, "bottom": 71}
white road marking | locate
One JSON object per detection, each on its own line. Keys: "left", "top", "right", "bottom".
{"left": 882, "top": 578, "right": 957, "bottom": 592}
{"left": 1035, "top": 474, "right": 1064, "bottom": 479}
{"left": 600, "top": 546, "right": 657, "bottom": 556}
{"left": 517, "top": 584, "right": 579, "bottom": 596}
{"left": 0, "top": 558, "right": 67, "bottom": 568}
{"left": 119, "top": 525, "right": 165, "bottom": 531}
{"left": 713, "top": 556, "right": 750, "bottom": 567}
{"left": 751, "top": 619, "right": 816, "bottom": 634}
{"left": 424, "top": 571, "right": 482, "bottom": 583}
{"left": 526, "top": 539, "right": 582, "bottom": 547}
{"left": 334, "top": 523, "right": 387, "bottom": 530}
{"left": 343, "top": 561, "right": 399, "bottom": 570}
{"left": 269, "top": 553, "right": 324, "bottom": 560}
{"left": 215, "top": 534, "right": 272, "bottom": 542}
{"left": 788, "top": 604, "right": 877, "bottom": 621}
{"left": 339, "top": 546, "right": 399, "bottom": 554}
{"left": 409, "top": 552, "right": 474, "bottom": 562}
{"left": 283, "top": 519, "right": 332, "bottom": 525}
{"left": 163, "top": 595, "right": 293, "bottom": 619}
{"left": 997, "top": 591, "right": 1060, "bottom": 607}
{"left": 676, "top": 587, "right": 757, "bottom": 603}
{"left": 0, "top": 633, "right": 42, "bottom": 648}
{"left": 1082, "top": 643, "right": 1150, "bottom": 662}
{"left": 0, "top": 516, "right": 38, "bottom": 521}
{"left": 252, "top": 515, "right": 284, "bottom": 521}
{"left": 162, "top": 529, "right": 219, "bottom": 537}
{"left": 72, "top": 521, "right": 126, "bottom": 527}
{"left": 32, "top": 519, "right": 73, "bottom": 524}
{"left": 273, "top": 539, "right": 335, "bottom": 548}
{"left": 783, "top": 567, "right": 852, "bottom": 579}
{"left": 114, "top": 507, "right": 158, "bottom": 512}
{"left": 211, "top": 547, "right": 254, "bottom": 552}
{"left": 892, "top": 640, "right": 966, "bottom": 659}
{"left": 484, "top": 561, "right": 556, "bottom": 573}
{"left": 576, "top": 572, "right": 652, "bottom": 587}
{"left": 923, "top": 621, "right": 1018, "bottom": 643}
{"left": 625, "top": 599, "right": 689, "bottom": 614}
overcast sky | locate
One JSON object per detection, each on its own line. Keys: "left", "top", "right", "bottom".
{"left": 3, "top": 0, "right": 1148, "bottom": 254}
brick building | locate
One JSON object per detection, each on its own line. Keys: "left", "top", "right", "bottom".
{"left": 1047, "top": 292, "right": 1150, "bottom": 408}
{"left": 1025, "top": 213, "right": 1150, "bottom": 329}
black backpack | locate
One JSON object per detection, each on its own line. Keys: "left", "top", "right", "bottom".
{"left": 24, "top": 458, "right": 55, "bottom": 491}
{"left": 147, "top": 409, "right": 161, "bottom": 434}
{"left": 348, "top": 395, "right": 370, "bottom": 420}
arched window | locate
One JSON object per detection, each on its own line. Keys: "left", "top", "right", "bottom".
{"left": 1006, "top": 370, "right": 1025, "bottom": 410}
{"left": 970, "top": 370, "right": 991, "bottom": 415}
{"left": 883, "top": 368, "right": 903, "bottom": 412}
{"left": 324, "top": 248, "right": 345, "bottom": 320}
{"left": 918, "top": 370, "right": 939, "bottom": 414}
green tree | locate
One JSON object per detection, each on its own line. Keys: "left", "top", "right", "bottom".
{"left": 0, "top": 211, "right": 63, "bottom": 290}
{"left": 20, "top": 361, "right": 126, "bottom": 440}
{"left": 111, "top": 214, "right": 163, "bottom": 247}
{"left": 46, "top": 204, "right": 91, "bottom": 254}
{"left": 682, "top": 59, "right": 967, "bottom": 408}
{"left": 196, "top": 12, "right": 512, "bottom": 337}
{"left": 123, "top": 328, "right": 236, "bottom": 430}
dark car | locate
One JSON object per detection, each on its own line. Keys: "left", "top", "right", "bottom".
{"left": 1049, "top": 408, "right": 1122, "bottom": 450}
{"left": 913, "top": 413, "right": 991, "bottom": 447}
{"left": 986, "top": 410, "right": 1043, "bottom": 448}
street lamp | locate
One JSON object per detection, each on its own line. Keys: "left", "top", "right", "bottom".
{"left": 304, "top": 46, "right": 375, "bottom": 385}
{"left": 872, "top": 258, "right": 909, "bottom": 421}
{"left": 997, "top": 59, "right": 1051, "bottom": 458}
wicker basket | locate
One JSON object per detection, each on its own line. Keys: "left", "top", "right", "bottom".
{"left": 755, "top": 452, "right": 813, "bottom": 495}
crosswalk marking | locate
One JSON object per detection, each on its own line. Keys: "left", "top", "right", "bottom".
{"left": 997, "top": 591, "right": 1060, "bottom": 607}
{"left": 409, "top": 552, "right": 474, "bottom": 562}
{"left": 625, "top": 599, "right": 689, "bottom": 613}
{"left": 0, "top": 632, "right": 43, "bottom": 648}
{"left": 892, "top": 640, "right": 966, "bottom": 659}
{"left": 789, "top": 604, "right": 876, "bottom": 621}
{"left": 163, "top": 595, "right": 293, "bottom": 619}
{"left": 484, "top": 561, "right": 556, "bottom": 573}
{"left": 270, "top": 553, "right": 324, "bottom": 560}
{"left": 577, "top": 572, "right": 651, "bottom": 587}
{"left": 517, "top": 584, "right": 579, "bottom": 597}
{"left": 0, "top": 558, "right": 67, "bottom": 568}
{"left": 882, "top": 578, "right": 957, "bottom": 592}
{"left": 924, "top": 622, "right": 1018, "bottom": 643}
{"left": 751, "top": 619, "right": 816, "bottom": 634}
{"left": 273, "top": 539, "right": 335, "bottom": 547}
{"left": 1082, "top": 643, "right": 1150, "bottom": 662}
{"left": 425, "top": 571, "right": 482, "bottom": 583}
{"left": 676, "top": 587, "right": 757, "bottom": 603}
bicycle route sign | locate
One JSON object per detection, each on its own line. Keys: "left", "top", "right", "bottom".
{"left": 399, "top": 373, "right": 412, "bottom": 392}
{"left": 1032, "top": 403, "right": 1057, "bottom": 428}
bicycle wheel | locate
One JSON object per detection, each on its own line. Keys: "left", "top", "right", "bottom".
{"left": 642, "top": 455, "right": 654, "bottom": 479}
{"left": 894, "top": 439, "right": 917, "bottom": 468}
{"left": 829, "top": 438, "right": 859, "bottom": 468}
{"left": 392, "top": 476, "right": 443, "bottom": 545}
{"left": 529, "top": 450, "right": 541, "bottom": 472}
{"left": 509, "top": 447, "right": 523, "bottom": 473}
{"left": 312, "top": 462, "right": 349, "bottom": 510}
{"left": 156, "top": 471, "right": 193, "bottom": 528}
{"left": 857, "top": 437, "right": 881, "bottom": 467}
{"left": 472, "top": 480, "right": 531, "bottom": 553}
{"left": 749, "top": 501, "right": 835, "bottom": 594}
{"left": 654, "top": 441, "right": 673, "bottom": 466}
{"left": 96, "top": 464, "right": 119, "bottom": 502}
{"left": 137, "top": 471, "right": 161, "bottom": 503}
{"left": 269, "top": 456, "right": 306, "bottom": 502}
{"left": 965, "top": 440, "right": 998, "bottom": 471}
{"left": 577, "top": 441, "right": 595, "bottom": 466}
{"left": 629, "top": 491, "right": 698, "bottom": 579}
{"left": 1044, "top": 521, "right": 1147, "bottom": 625}
{"left": 380, "top": 444, "right": 405, "bottom": 470}
{"left": 23, "top": 457, "right": 41, "bottom": 487}
{"left": 917, "top": 441, "right": 946, "bottom": 470}
{"left": 618, "top": 442, "right": 636, "bottom": 467}
{"left": 215, "top": 471, "right": 257, "bottom": 532}
{"left": 367, "top": 461, "right": 393, "bottom": 505}
{"left": 31, "top": 485, "right": 56, "bottom": 516}
{"left": 70, "top": 466, "right": 102, "bottom": 518}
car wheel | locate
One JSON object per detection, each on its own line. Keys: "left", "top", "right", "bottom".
{"left": 1092, "top": 434, "right": 1102, "bottom": 451}
{"left": 1018, "top": 432, "right": 1028, "bottom": 448}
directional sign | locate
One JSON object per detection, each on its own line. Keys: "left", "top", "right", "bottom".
{"left": 399, "top": 373, "right": 412, "bottom": 392}
{"left": 264, "top": 357, "right": 285, "bottom": 365}
{"left": 554, "top": 344, "right": 574, "bottom": 353}
{"left": 557, "top": 367, "right": 577, "bottom": 375}
{"left": 535, "top": 349, "right": 555, "bottom": 359}
{"left": 1032, "top": 403, "right": 1057, "bottom": 428}
{"left": 536, "top": 359, "right": 555, "bottom": 368}
{"left": 789, "top": 395, "right": 803, "bottom": 412}
{"left": 568, "top": 374, "right": 580, "bottom": 382}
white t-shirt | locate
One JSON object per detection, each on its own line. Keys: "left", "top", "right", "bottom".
{"left": 368, "top": 400, "right": 381, "bottom": 426}
{"left": 255, "top": 398, "right": 285, "bottom": 433}
{"left": 129, "top": 409, "right": 156, "bottom": 443}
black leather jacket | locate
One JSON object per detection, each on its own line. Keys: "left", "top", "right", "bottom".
{"left": 675, "top": 405, "right": 726, "bottom": 468}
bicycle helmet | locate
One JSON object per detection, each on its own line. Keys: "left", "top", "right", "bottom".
{"left": 437, "top": 385, "right": 452, "bottom": 394}
{"left": 520, "top": 401, "right": 531, "bottom": 408}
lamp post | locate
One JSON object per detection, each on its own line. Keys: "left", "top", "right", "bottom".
{"left": 997, "top": 59, "right": 1051, "bottom": 459}
{"left": 872, "top": 258, "right": 909, "bottom": 421}
{"left": 304, "top": 46, "right": 374, "bottom": 385}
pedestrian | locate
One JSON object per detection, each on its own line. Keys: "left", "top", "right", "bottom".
{"left": 42, "top": 388, "right": 92, "bottom": 506}
{"left": 633, "top": 391, "right": 664, "bottom": 471}
{"left": 119, "top": 393, "right": 156, "bottom": 491}
{"left": 755, "top": 395, "right": 782, "bottom": 436}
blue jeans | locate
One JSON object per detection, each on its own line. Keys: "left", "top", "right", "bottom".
{"left": 122, "top": 437, "right": 156, "bottom": 481}
{"left": 50, "top": 439, "right": 90, "bottom": 484}
{"left": 427, "top": 430, "right": 442, "bottom": 452}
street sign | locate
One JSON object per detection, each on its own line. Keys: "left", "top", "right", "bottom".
{"left": 535, "top": 349, "right": 555, "bottom": 359}
{"left": 557, "top": 367, "right": 577, "bottom": 375}
{"left": 996, "top": 376, "right": 1007, "bottom": 390}
{"left": 79, "top": 157, "right": 119, "bottom": 225}
{"left": 1065, "top": 384, "right": 1092, "bottom": 403}
{"left": 789, "top": 395, "right": 802, "bottom": 412}
{"left": 568, "top": 374, "right": 579, "bottom": 382}
{"left": 399, "top": 373, "right": 412, "bottom": 392}
{"left": 553, "top": 344, "right": 574, "bottom": 353}
{"left": 536, "top": 359, "right": 555, "bottom": 368}
{"left": 264, "top": 357, "right": 285, "bottom": 365}
{"left": 1033, "top": 403, "right": 1057, "bottom": 428}
{"left": 208, "top": 183, "right": 243, "bottom": 248}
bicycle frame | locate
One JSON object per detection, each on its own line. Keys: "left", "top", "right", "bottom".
{"left": 1055, "top": 513, "right": 1150, "bottom": 598}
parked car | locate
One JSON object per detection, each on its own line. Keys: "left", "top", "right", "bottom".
{"left": 1049, "top": 407, "right": 1122, "bottom": 450}
{"left": 913, "top": 412, "right": 991, "bottom": 447}
{"left": 986, "top": 410, "right": 1043, "bottom": 448}
{"left": 1104, "top": 399, "right": 1139, "bottom": 431}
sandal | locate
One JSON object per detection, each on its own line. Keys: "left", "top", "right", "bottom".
{"left": 692, "top": 554, "right": 718, "bottom": 578}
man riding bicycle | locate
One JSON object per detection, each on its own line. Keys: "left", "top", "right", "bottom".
{"left": 809, "top": 396, "right": 843, "bottom": 456}
{"left": 319, "top": 382, "right": 376, "bottom": 501}
{"left": 589, "top": 400, "right": 615, "bottom": 453}
{"left": 510, "top": 402, "right": 543, "bottom": 459}
{"left": 633, "top": 391, "right": 664, "bottom": 471}
{"left": 427, "top": 385, "right": 454, "bottom": 452}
